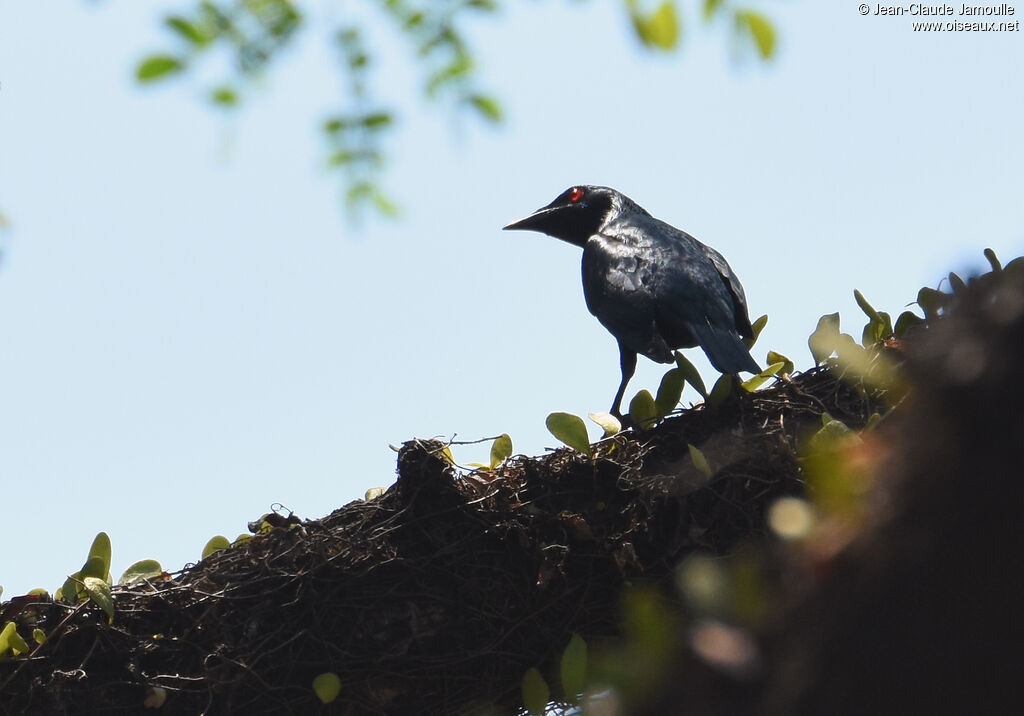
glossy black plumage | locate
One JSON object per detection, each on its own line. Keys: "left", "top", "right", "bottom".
{"left": 504, "top": 185, "right": 760, "bottom": 417}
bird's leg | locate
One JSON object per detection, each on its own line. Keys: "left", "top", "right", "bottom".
{"left": 610, "top": 345, "right": 638, "bottom": 419}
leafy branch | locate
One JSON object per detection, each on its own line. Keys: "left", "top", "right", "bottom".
{"left": 134, "top": 0, "right": 779, "bottom": 218}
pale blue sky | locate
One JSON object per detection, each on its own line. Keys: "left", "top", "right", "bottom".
{"left": 1, "top": 1, "right": 1021, "bottom": 597}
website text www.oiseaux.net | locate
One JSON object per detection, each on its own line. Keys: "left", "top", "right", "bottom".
{"left": 862, "top": 3, "right": 1021, "bottom": 30}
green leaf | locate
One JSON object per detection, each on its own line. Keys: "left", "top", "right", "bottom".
{"left": 632, "top": 1, "right": 681, "bottom": 50}
{"left": 370, "top": 189, "right": 400, "bottom": 217}
{"left": 741, "top": 361, "right": 784, "bottom": 392}
{"left": 324, "top": 117, "right": 347, "bottom": 133}
{"left": 80, "top": 555, "right": 107, "bottom": 581}
{"left": 312, "top": 672, "right": 342, "bottom": 704}
{"left": 765, "top": 350, "right": 794, "bottom": 375}
{"left": 560, "top": 633, "right": 587, "bottom": 702}
{"left": 688, "top": 443, "right": 712, "bottom": 477}
{"left": 521, "top": 667, "right": 550, "bottom": 716}
{"left": 202, "top": 535, "right": 230, "bottom": 559}
{"left": 628, "top": 389, "right": 658, "bottom": 429}
{"left": 330, "top": 150, "right": 382, "bottom": 167}
{"left": 735, "top": 10, "right": 776, "bottom": 59}
{"left": 490, "top": 433, "right": 513, "bottom": 467}
{"left": 706, "top": 374, "right": 733, "bottom": 407}
{"left": 546, "top": 412, "right": 592, "bottom": 455}
{"left": 744, "top": 314, "right": 768, "bottom": 350}
{"left": 808, "top": 312, "right": 841, "bottom": 365}
{"left": 164, "top": 16, "right": 211, "bottom": 46}
{"left": 210, "top": 86, "right": 239, "bottom": 107}
{"left": 425, "top": 55, "right": 473, "bottom": 97}
{"left": 345, "top": 181, "right": 399, "bottom": 216}
{"left": 136, "top": 55, "right": 184, "bottom": 82}
{"left": 0, "top": 621, "right": 29, "bottom": 656}
{"left": 361, "top": 112, "right": 393, "bottom": 129}
{"left": 83, "top": 577, "right": 114, "bottom": 624}
{"left": 87, "top": 532, "right": 112, "bottom": 577}
{"left": 59, "top": 572, "right": 81, "bottom": 603}
{"left": 861, "top": 310, "right": 893, "bottom": 347}
{"left": 588, "top": 411, "right": 622, "bottom": 438}
{"left": 118, "top": 560, "right": 163, "bottom": 586}
{"left": 854, "top": 289, "right": 880, "bottom": 322}
{"left": 703, "top": 0, "right": 726, "bottom": 21}
{"left": 32, "top": 628, "right": 46, "bottom": 645}
{"left": 466, "top": 93, "right": 503, "bottom": 123}
{"left": 654, "top": 368, "right": 686, "bottom": 417}
{"left": 674, "top": 352, "right": 707, "bottom": 397}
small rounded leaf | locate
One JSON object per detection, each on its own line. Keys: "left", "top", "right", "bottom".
{"left": 467, "top": 94, "right": 503, "bottom": 122}
{"left": 632, "top": 2, "right": 680, "bottom": 50}
{"left": 136, "top": 55, "right": 184, "bottom": 82}
{"left": 744, "top": 314, "right": 769, "bottom": 350}
{"left": 210, "top": 86, "right": 239, "bottom": 107}
{"left": 0, "top": 621, "right": 29, "bottom": 656}
{"left": 202, "top": 535, "right": 231, "bottom": 559}
{"left": 688, "top": 443, "right": 712, "bottom": 477}
{"left": 706, "top": 374, "right": 734, "bottom": 407}
{"left": 490, "top": 433, "right": 513, "bottom": 468}
{"left": 118, "top": 559, "right": 163, "bottom": 586}
{"left": 735, "top": 10, "right": 776, "bottom": 58}
{"left": 83, "top": 577, "right": 114, "bottom": 623}
{"left": 546, "top": 412, "right": 592, "bottom": 456}
{"left": 674, "top": 352, "right": 708, "bottom": 397}
{"left": 588, "top": 411, "right": 622, "bottom": 438}
{"left": 59, "top": 572, "right": 82, "bottom": 603}
{"left": 765, "top": 350, "right": 794, "bottom": 376}
{"left": 521, "top": 667, "right": 550, "bottom": 716}
{"left": 628, "top": 389, "right": 658, "bottom": 429}
{"left": 808, "top": 313, "right": 841, "bottom": 365}
{"left": 854, "top": 289, "right": 880, "bottom": 321}
{"left": 655, "top": 368, "right": 686, "bottom": 418}
{"left": 164, "top": 16, "right": 210, "bottom": 45}
{"left": 87, "top": 532, "right": 112, "bottom": 577}
{"left": 313, "top": 672, "right": 342, "bottom": 704}
{"left": 741, "top": 362, "right": 784, "bottom": 392}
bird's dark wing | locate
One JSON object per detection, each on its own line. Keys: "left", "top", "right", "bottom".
{"left": 702, "top": 245, "right": 755, "bottom": 339}
{"left": 641, "top": 221, "right": 760, "bottom": 374}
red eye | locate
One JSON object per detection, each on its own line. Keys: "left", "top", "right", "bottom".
{"left": 569, "top": 187, "right": 584, "bottom": 202}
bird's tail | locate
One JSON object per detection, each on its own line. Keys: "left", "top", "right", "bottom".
{"left": 692, "top": 322, "right": 761, "bottom": 375}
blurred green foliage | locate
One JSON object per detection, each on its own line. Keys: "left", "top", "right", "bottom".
{"left": 134, "top": 0, "right": 778, "bottom": 218}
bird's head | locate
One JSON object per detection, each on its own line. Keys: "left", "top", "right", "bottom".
{"left": 502, "top": 185, "right": 619, "bottom": 247}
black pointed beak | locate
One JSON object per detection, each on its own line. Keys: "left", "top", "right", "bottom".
{"left": 502, "top": 206, "right": 559, "bottom": 232}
